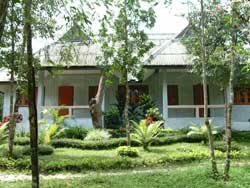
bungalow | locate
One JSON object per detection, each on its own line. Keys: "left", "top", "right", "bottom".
{"left": 0, "top": 31, "right": 250, "bottom": 132}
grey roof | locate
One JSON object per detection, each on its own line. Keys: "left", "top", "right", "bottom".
{"left": 38, "top": 33, "right": 192, "bottom": 68}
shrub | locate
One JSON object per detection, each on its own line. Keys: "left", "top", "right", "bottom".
{"left": 39, "top": 108, "right": 67, "bottom": 144}
{"left": 104, "top": 105, "right": 123, "bottom": 129}
{"left": 107, "top": 129, "right": 126, "bottom": 138}
{"left": 85, "top": 129, "right": 111, "bottom": 141}
{"left": 51, "top": 138, "right": 135, "bottom": 150}
{"left": 58, "top": 127, "right": 88, "bottom": 140}
{"left": 51, "top": 134, "right": 205, "bottom": 150}
{"left": 14, "top": 137, "right": 30, "bottom": 146}
{"left": 117, "top": 146, "right": 139, "bottom": 157}
{"left": 22, "top": 145, "right": 54, "bottom": 156}
{"left": 187, "top": 120, "right": 219, "bottom": 142}
{"left": 131, "top": 120, "right": 163, "bottom": 150}
{"left": 232, "top": 131, "right": 250, "bottom": 142}
{"left": 214, "top": 141, "right": 241, "bottom": 152}
{"left": 146, "top": 107, "right": 163, "bottom": 121}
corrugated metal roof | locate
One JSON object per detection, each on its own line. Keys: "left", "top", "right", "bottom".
{"left": 39, "top": 33, "right": 192, "bottom": 67}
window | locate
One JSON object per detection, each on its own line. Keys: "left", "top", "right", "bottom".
{"left": 88, "top": 86, "right": 98, "bottom": 102}
{"left": 234, "top": 88, "right": 250, "bottom": 105}
{"left": 167, "top": 85, "right": 179, "bottom": 105}
{"left": 118, "top": 85, "right": 149, "bottom": 105}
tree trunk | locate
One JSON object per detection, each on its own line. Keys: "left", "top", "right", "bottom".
{"left": 0, "top": 0, "right": 9, "bottom": 42}
{"left": 200, "top": 0, "right": 218, "bottom": 177}
{"left": 224, "top": 2, "right": 237, "bottom": 180}
{"left": 124, "top": 72, "right": 131, "bottom": 146}
{"left": 8, "top": 0, "right": 16, "bottom": 157}
{"left": 24, "top": 0, "right": 39, "bottom": 187}
{"left": 89, "top": 73, "right": 106, "bottom": 129}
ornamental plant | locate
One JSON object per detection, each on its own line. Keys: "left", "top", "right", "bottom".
{"left": 131, "top": 120, "right": 163, "bottom": 151}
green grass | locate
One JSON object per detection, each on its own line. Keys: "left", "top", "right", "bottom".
{"left": 1, "top": 165, "right": 250, "bottom": 188}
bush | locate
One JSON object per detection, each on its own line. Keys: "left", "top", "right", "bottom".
{"left": 104, "top": 105, "right": 123, "bottom": 129}
{"left": 51, "top": 134, "right": 205, "bottom": 150}
{"left": 131, "top": 120, "right": 163, "bottom": 150}
{"left": 22, "top": 145, "right": 54, "bottom": 156}
{"left": 1, "top": 149, "right": 250, "bottom": 173}
{"left": 117, "top": 146, "right": 139, "bottom": 157}
{"left": 214, "top": 141, "right": 241, "bottom": 152}
{"left": 107, "top": 129, "right": 126, "bottom": 138}
{"left": 14, "top": 137, "right": 30, "bottom": 146}
{"left": 85, "top": 129, "right": 111, "bottom": 141}
{"left": 58, "top": 127, "right": 88, "bottom": 140}
{"left": 51, "top": 138, "right": 135, "bottom": 150}
{"left": 232, "top": 131, "right": 250, "bottom": 142}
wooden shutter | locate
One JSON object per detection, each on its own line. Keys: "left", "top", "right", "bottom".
{"left": 58, "top": 86, "right": 74, "bottom": 116}
{"left": 167, "top": 85, "right": 179, "bottom": 105}
{"left": 193, "top": 84, "right": 210, "bottom": 117}
{"left": 234, "top": 88, "right": 250, "bottom": 104}
{"left": 88, "top": 86, "right": 98, "bottom": 102}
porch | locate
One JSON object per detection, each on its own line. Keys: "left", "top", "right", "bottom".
{"left": 14, "top": 69, "right": 250, "bottom": 131}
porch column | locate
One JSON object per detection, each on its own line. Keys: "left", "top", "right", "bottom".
{"left": 101, "top": 91, "right": 105, "bottom": 129}
{"left": 37, "top": 70, "right": 45, "bottom": 119}
{"left": 162, "top": 81, "right": 168, "bottom": 127}
{"left": 3, "top": 86, "right": 11, "bottom": 118}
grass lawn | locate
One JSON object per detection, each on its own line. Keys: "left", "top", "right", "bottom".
{"left": 1, "top": 165, "right": 250, "bottom": 188}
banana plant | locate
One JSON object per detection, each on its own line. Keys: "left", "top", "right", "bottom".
{"left": 131, "top": 120, "right": 163, "bottom": 151}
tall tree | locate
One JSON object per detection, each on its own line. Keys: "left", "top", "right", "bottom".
{"left": 24, "top": 0, "right": 39, "bottom": 186}
{"left": 0, "top": 0, "right": 9, "bottom": 42}
{"left": 200, "top": 0, "right": 218, "bottom": 177}
{"left": 99, "top": 0, "right": 157, "bottom": 145}
{"left": 224, "top": 0, "right": 250, "bottom": 180}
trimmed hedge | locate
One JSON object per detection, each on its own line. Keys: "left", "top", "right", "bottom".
{"left": 14, "top": 137, "right": 30, "bottom": 146}
{"left": 21, "top": 145, "right": 54, "bottom": 156}
{"left": 51, "top": 135, "right": 205, "bottom": 150}
{"left": 1, "top": 150, "right": 249, "bottom": 173}
{"left": 117, "top": 146, "right": 139, "bottom": 157}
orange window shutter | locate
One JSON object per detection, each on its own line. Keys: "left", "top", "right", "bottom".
{"left": 58, "top": 86, "right": 74, "bottom": 116}
{"left": 168, "top": 85, "right": 179, "bottom": 105}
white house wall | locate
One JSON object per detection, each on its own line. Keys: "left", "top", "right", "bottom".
{"left": 7, "top": 70, "right": 250, "bottom": 131}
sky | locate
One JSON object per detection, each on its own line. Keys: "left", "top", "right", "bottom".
{"left": 33, "top": 0, "right": 190, "bottom": 52}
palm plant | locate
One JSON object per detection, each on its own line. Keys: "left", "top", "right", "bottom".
{"left": 0, "top": 122, "right": 9, "bottom": 144}
{"left": 187, "top": 120, "right": 218, "bottom": 143}
{"left": 131, "top": 120, "right": 163, "bottom": 151}
{"left": 39, "top": 108, "right": 67, "bottom": 144}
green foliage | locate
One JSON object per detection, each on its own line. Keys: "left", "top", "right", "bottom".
{"left": 231, "top": 131, "right": 250, "bottom": 142}
{"left": 187, "top": 120, "right": 219, "bottom": 142}
{"left": 85, "top": 129, "right": 111, "bottom": 141}
{"left": 131, "top": 120, "right": 163, "bottom": 150}
{"left": 39, "top": 108, "right": 67, "bottom": 144}
{"left": 104, "top": 105, "right": 123, "bottom": 129}
{"left": 214, "top": 141, "right": 241, "bottom": 152}
{"left": 14, "top": 137, "right": 30, "bottom": 146}
{"left": 141, "top": 94, "right": 156, "bottom": 114}
{"left": 1, "top": 147, "right": 250, "bottom": 174}
{"left": 117, "top": 146, "right": 139, "bottom": 158}
{"left": 51, "top": 134, "right": 206, "bottom": 150}
{"left": 51, "top": 138, "right": 132, "bottom": 150}
{"left": 146, "top": 107, "right": 163, "bottom": 121}
{"left": 58, "top": 127, "right": 88, "bottom": 140}
{"left": 0, "top": 122, "right": 8, "bottom": 144}
{"left": 21, "top": 145, "right": 54, "bottom": 156}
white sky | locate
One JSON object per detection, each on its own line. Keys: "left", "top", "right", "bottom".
{"left": 33, "top": 0, "right": 190, "bottom": 52}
